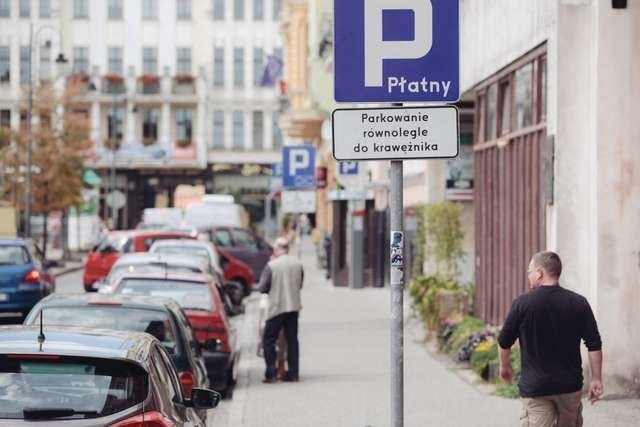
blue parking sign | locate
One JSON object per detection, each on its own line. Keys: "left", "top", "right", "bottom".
{"left": 334, "top": 0, "right": 459, "bottom": 103}
{"left": 282, "top": 146, "right": 316, "bottom": 189}
{"left": 339, "top": 162, "right": 359, "bottom": 176}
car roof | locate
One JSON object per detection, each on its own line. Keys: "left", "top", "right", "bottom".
{"left": 113, "top": 252, "right": 208, "bottom": 268}
{"left": 0, "top": 238, "right": 27, "bottom": 245}
{"left": 115, "top": 271, "right": 213, "bottom": 284}
{"left": 33, "top": 293, "right": 185, "bottom": 314}
{"left": 149, "top": 239, "right": 214, "bottom": 248}
{"left": 106, "top": 230, "right": 194, "bottom": 239}
{"left": 0, "top": 325, "right": 156, "bottom": 365}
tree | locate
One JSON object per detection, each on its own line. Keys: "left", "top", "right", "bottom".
{"left": 1, "top": 81, "right": 91, "bottom": 256}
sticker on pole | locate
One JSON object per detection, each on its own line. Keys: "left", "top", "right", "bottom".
{"left": 332, "top": 105, "right": 459, "bottom": 161}
{"left": 390, "top": 231, "right": 404, "bottom": 267}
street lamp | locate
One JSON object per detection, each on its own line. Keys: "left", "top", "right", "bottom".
{"left": 24, "top": 23, "right": 68, "bottom": 238}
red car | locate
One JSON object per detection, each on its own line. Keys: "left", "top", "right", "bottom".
{"left": 111, "top": 272, "right": 238, "bottom": 397}
{"left": 216, "top": 246, "right": 255, "bottom": 296}
{"left": 83, "top": 230, "right": 195, "bottom": 291}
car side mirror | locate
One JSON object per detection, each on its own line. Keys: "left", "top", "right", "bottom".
{"left": 189, "top": 388, "right": 221, "bottom": 409}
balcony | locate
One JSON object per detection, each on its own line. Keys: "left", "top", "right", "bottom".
{"left": 172, "top": 74, "right": 195, "bottom": 95}
{"left": 102, "top": 74, "right": 126, "bottom": 95}
{"left": 137, "top": 74, "right": 160, "bottom": 95}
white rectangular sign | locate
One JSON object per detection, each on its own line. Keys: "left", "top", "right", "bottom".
{"left": 332, "top": 105, "right": 459, "bottom": 161}
{"left": 281, "top": 190, "right": 316, "bottom": 213}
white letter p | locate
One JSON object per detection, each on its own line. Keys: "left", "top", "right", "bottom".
{"left": 364, "top": 0, "right": 433, "bottom": 87}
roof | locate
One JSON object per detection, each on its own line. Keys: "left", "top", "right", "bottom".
{"left": 149, "top": 239, "right": 215, "bottom": 250}
{"left": 113, "top": 252, "right": 208, "bottom": 268}
{"left": 0, "top": 325, "right": 156, "bottom": 365}
{"left": 114, "top": 271, "right": 213, "bottom": 285}
{"left": 106, "top": 230, "right": 195, "bottom": 239}
{"left": 33, "top": 293, "right": 184, "bottom": 315}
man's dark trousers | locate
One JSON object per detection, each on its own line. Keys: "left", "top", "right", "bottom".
{"left": 263, "top": 311, "right": 299, "bottom": 380}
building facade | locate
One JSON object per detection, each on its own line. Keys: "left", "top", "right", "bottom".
{"left": 0, "top": 0, "right": 284, "bottom": 229}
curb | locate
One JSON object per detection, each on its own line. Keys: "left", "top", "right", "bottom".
{"left": 53, "top": 265, "right": 84, "bottom": 278}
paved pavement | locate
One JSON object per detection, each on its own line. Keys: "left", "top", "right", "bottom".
{"left": 206, "top": 240, "right": 639, "bottom": 427}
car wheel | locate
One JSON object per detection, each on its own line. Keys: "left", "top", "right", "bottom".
{"left": 233, "top": 278, "right": 250, "bottom": 297}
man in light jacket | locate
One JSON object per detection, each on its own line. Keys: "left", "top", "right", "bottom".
{"left": 258, "top": 237, "right": 304, "bottom": 383}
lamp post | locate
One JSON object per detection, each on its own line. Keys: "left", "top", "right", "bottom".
{"left": 24, "top": 23, "right": 68, "bottom": 238}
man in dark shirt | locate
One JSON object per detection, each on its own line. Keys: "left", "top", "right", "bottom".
{"left": 498, "top": 251, "right": 603, "bottom": 427}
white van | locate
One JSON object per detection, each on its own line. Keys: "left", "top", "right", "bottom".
{"left": 184, "top": 202, "right": 245, "bottom": 230}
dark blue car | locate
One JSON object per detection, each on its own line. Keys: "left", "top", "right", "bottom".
{"left": 0, "top": 238, "right": 55, "bottom": 320}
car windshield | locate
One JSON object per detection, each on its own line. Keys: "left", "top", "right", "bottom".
{"left": 28, "top": 307, "right": 180, "bottom": 355}
{"left": 108, "top": 263, "right": 202, "bottom": 283}
{"left": 153, "top": 246, "right": 211, "bottom": 263}
{"left": 94, "top": 236, "right": 130, "bottom": 253}
{"left": 117, "top": 279, "right": 215, "bottom": 312}
{"left": 0, "top": 355, "right": 147, "bottom": 420}
{"left": 0, "top": 245, "right": 30, "bottom": 266}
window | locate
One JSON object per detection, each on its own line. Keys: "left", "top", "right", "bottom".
{"left": 72, "top": 46, "right": 89, "bottom": 74}
{"left": 272, "top": 112, "right": 282, "bottom": 149}
{"left": 176, "top": 48, "right": 191, "bottom": 74}
{"left": 177, "top": 0, "right": 191, "bottom": 20}
{"left": 213, "top": 47, "right": 224, "bottom": 87}
{"left": 176, "top": 108, "right": 193, "bottom": 141}
{"left": 212, "top": 110, "right": 225, "bottom": 148}
{"left": 214, "top": 230, "right": 232, "bottom": 247}
{"left": 142, "top": 108, "right": 159, "bottom": 144}
{"left": 107, "top": 107, "right": 124, "bottom": 140}
{"left": 0, "top": 110, "right": 10, "bottom": 128}
{"left": 73, "top": 0, "right": 88, "bottom": 18}
{"left": 232, "top": 111, "right": 244, "bottom": 150}
{"left": 253, "top": 0, "right": 263, "bottom": 20}
{"left": 20, "top": 46, "right": 30, "bottom": 85}
{"left": 142, "top": 0, "right": 157, "bottom": 20}
{"left": 253, "top": 47, "right": 264, "bottom": 86}
{"left": 0, "top": 46, "right": 10, "bottom": 82}
{"left": 476, "top": 94, "right": 485, "bottom": 144}
{"left": 40, "top": 44, "right": 51, "bottom": 81}
{"left": 213, "top": 0, "right": 224, "bottom": 20}
{"left": 233, "top": 47, "right": 244, "bottom": 88}
{"left": 252, "top": 111, "right": 263, "bottom": 149}
{"left": 273, "top": 0, "right": 281, "bottom": 20}
{"left": 108, "top": 47, "right": 123, "bottom": 74}
{"left": 0, "top": 0, "right": 9, "bottom": 17}
{"left": 108, "top": 0, "right": 123, "bottom": 19}
{"left": 273, "top": 47, "right": 283, "bottom": 60}
{"left": 142, "top": 47, "right": 157, "bottom": 74}
{"left": 19, "top": 0, "right": 30, "bottom": 18}
{"left": 485, "top": 83, "right": 497, "bottom": 141}
{"left": 539, "top": 57, "right": 547, "bottom": 123}
{"left": 234, "top": 0, "right": 244, "bottom": 20}
{"left": 231, "top": 229, "right": 258, "bottom": 250}
{"left": 150, "top": 347, "right": 181, "bottom": 403}
{"left": 39, "top": 0, "right": 50, "bottom": 18}
{"left": 515, "top": 62, "right": 534, "bottom": 130}
{"left": 498, "top": 80, "right": 510, "bottom": 136}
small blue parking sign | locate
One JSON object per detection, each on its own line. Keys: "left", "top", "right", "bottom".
{"left": 282, "top": 146, "right": 316, "bottom": 189}
{"left": 339, "top": 161, "right": 359, "bottom": 176}
{"left": 334, "top": 0, "right": 459, "bottom": 103}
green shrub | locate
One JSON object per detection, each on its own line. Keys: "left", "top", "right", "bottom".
{"left": 492, "top": 347, "right": 522, "bottom": 399}
{"left": 470, "top": 339, "right": 498, "bottom": 379}
{"left": 445, "top": 316, "right": 486, "bottom": 356}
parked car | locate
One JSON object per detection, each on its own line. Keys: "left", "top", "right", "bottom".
{"left": 216, "top": 246, "right": 255, "bottom": 296}
{"left": 82, "top": 230, "right": 195, "bottom": 291}
{"left": 0, "top": 238, "right": 56, "bottom": 320}
{"left": 149, "top": 239, "right": 250, "bottom": 303}
{"left": 112, "top": 272, "right": 238, "bottom": 397}
{"left": 96, "top": 252, "right": 211, "bottom": 292}
{"left": 0, "top": 325, "right": 220, "bottom": 425}
{"left": 200, "top": 226, "right": 272, "bottom": 283}
{"left": 24, "top": 293, "right": 208, "bottom": 399}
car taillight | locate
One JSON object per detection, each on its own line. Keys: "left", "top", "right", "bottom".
{"left": 111, "top": 411, "right": 174, "bottom": 427}
{"left": 205, "top": 320, "right": 231, "bottom": 353}
{"left": 23, "top": 270, "right": 40, "bottom": 284}
{"left": 179, "top": 371, "right": 195, "bottom": 397}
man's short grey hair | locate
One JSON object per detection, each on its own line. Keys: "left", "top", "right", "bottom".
{"left": 274, "top": 237, "right": 290, "bottom": 251}
{"left": 532, "top": 251, "right": 562, "bottom": 279}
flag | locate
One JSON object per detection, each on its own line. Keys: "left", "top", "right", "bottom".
{"left": 260, "top": 55, "right": 284, "bottom": 87}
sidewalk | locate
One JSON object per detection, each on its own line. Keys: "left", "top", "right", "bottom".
{"left": 212, "top": 241, "right": 639, "bottom": 427}
{"left": 45, "top": 248, "right": 86, "bottom": 278}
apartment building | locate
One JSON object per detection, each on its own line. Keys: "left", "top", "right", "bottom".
{"left": 0, "top": 0, "right": 283, "bottom": 228}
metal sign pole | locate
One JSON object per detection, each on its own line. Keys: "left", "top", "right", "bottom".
{"left": 390, "top": 159, "right": 404, "bottom": 427}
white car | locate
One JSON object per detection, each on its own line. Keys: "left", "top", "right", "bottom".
{"left": 148, "top": 239, "right": 224, "bottom": 280}
{"left": 96, "top": 252, "right": 210, "bottom": 293}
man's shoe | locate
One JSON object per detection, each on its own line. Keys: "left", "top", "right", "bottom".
{"left": 282, "top": 375, "right": 299, "bottom": 382}
{"left": 262, "top": 377, "right": 277, "bottom": 384}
